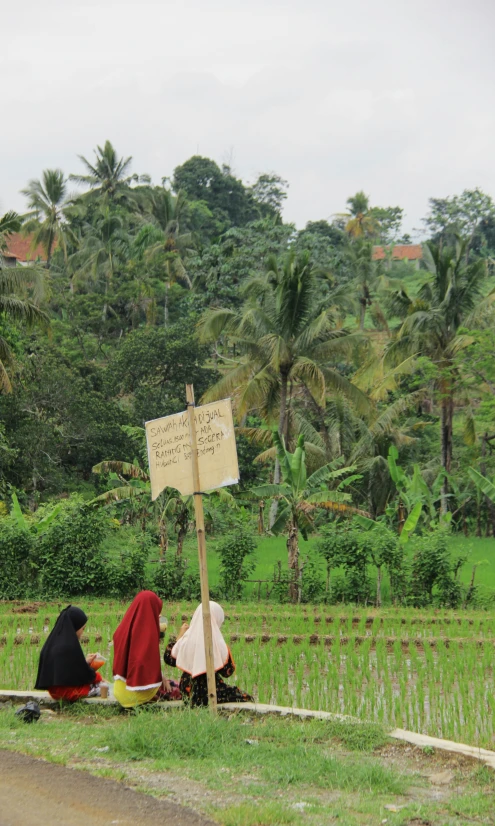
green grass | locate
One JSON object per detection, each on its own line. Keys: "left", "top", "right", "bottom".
{"left": 107, "top": 709, "right": 398, "bottom": 792}
{"left": 0, "top": 706, "right": 405, "bottom": 824}
{"left": 179, "top": 531, "right": 495, "bottom": 600}
{"left": 1, "top": 704, "right": 494, "bottom": 825}
{"left": 450, "top": 534, "right": 495, "bottom": 591}
{"left": 176, "top": 532, "right": 319, "bottom": 599}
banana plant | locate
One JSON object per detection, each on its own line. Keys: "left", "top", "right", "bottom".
{"left": 386, "top": 445, "right": 451, "bottom": 539}
{"left": 91, "top": 459, "right": 235, "bottom": 557}
{"left": 10, "top": 493, "right": 61, "bottom": 535}
{"left": 250, "top": 432, "right": 367, "bottom": 602}
{"left": 468, "top": 467, "right": 495, "bottom": 502}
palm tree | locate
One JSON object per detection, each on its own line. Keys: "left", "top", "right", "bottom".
{"left": 251, "top": 433, "right": 367, "bottom": 602}
{"left": 70, "top": 140, "right": 148, "bottom": 205}
{"left": 0, "top": 212, "right": 22, "bottom": 250}
{"left": 21, "top": 169, "right": 75, "bottom": 267}
{"left": 385, "top": 239, "right": 493, "bottom": 511}
{"left": 69, "top": 208, "right": 129, "bottom": 313}
{"left": 133, "top": 187, "right": 193, "bottom": 325}
{"left": 343, "top": 239, "right": 387, "bottom": 330}
{"left": 199, "top": 249, "right": 369, "bottom": 522}
{"left": 344, "top": 192, "right": 378, "bottom": 239}
{"left": 0, "top": 264, "right": 48, "bottom": 392}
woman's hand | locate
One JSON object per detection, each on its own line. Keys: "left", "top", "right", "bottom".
{"left": 177, "top": 622, "right": 189, "bottom": 640}
{"left": 86, "top": 653, "right": 96, "bottom": 665}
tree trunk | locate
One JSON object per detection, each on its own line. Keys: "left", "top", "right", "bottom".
{"left": 398, "top": 499, "right": 405, "bottom": 534}
{"left": 440, "top": 384, "right": 454, "bottom": 514}
{"left": 359, "top": 294, "right": 366, "bottom": 331}
{"left": 46, "top": 228, "right": 54, "bottom": 269}
{"left": 269, "top": 370, "right": 289, "bottom": 529}
{"left": 287, "top": 518, "right": 299, "bottom": 604}
{"left": 376, "top": 565, "right": 382, "bottom": 607}
{"left": 159, "top": 517, "right": 168, "bottom": 561}
{"left": 481, "top": 432, "right": 495, "bottom": 538}
{"left": 258, "top": 500, "right": 265, "bottom": 534}
{"left": 176, "top": 524, "right": 187, "bottom": 557}
{"left": 164, "top": 280, "right": 170, "bottom": 327}
{"left": 302, "top": 385, "right": 332, "bottom": 458}
{"left": 476, "top": 498, "right": 482, "bottom": 537}
{"left": 463, "top": 564, "right": 478, "bottom": 608}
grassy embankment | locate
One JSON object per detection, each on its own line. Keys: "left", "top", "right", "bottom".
{"left": 0, "top": 704, "right": 494, "bottom": 826}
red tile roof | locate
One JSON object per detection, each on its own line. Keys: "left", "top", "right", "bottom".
{"left": 372, "top": 244, "right": 423, "bottom": 261}
{"left": 4, "top": 234, "right": 47, "bottom": 262}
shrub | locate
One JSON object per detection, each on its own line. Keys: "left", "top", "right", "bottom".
{"left": 317, "top": 521, "right": 406, "bottom": 606}
{"left": 152, "top": 555, "right": 201, "bottom": 601}
{"left": 330, "top": 568, "right": 373, "bottom": 605}
{"left": 216, "top": 529, "right": 257, "bottom": 600}
{"left": 317, "top": 525, "right": 372, "bottom": 604}
{"left": 271, "top": 554, "right": 326, "bottom": 604}
{"left": 105, "top": 536, "right": 151, "bottom": 597}
{"left": 35, "top": 498, "right": 108, "bottom": 596}
{"left": 300, "top": 554, "right": 326, "bottom": 603}
{"left": 0, "top": 521, "right": 35, "bottom": 599}
{"left": 408, "top": 528, "right": 466, "bottom": 608}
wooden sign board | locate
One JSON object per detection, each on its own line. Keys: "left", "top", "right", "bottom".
{"left": 145, "top": 398, "right": 239, "bottom": 500}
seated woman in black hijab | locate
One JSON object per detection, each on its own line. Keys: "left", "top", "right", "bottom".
{"left": 35, "top": 606, "right": 103, "bottom": 701}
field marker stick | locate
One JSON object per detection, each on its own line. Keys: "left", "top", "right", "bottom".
{"left": 186, "top": 384, "right": 217, "bottom": 713}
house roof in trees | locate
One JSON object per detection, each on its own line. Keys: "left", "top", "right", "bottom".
{"left": 372, "top": 244, "right": 423, "bottom": 261}
{"left": 4, "top": 234, "right": 47, "bottom": 262}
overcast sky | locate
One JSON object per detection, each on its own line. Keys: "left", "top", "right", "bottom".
{"left": 2, "top": 0, "right": 494, "bottom": 237}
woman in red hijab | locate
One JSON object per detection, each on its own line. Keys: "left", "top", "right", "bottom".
{"left": 113, "top": 591, "right": 177, "bottom": 708}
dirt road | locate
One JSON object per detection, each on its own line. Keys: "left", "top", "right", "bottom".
{"left": 0, "top": 750, "right": 215, "bottom": 826}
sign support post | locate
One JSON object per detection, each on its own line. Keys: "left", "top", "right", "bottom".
{"left": 145, "top": 387, "right": 239, "bottom": 713}
{"left": 185, "top": 384, "right": 217, "bottom": 713}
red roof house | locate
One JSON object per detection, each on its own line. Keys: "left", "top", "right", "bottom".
{"left": 372, "top": 244, "right": 423, "bottom": 269}
{"left": 3, "top": 234, "right": 48, "bottom": 264}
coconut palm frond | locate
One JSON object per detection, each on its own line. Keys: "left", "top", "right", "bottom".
{"left": 322, "top": 368, "right": 371, "bottom": 414}
{"left": 253, "top": 446, "right": 277, "bottom": 464}
{"left": 0, "top": 296, "right": 49, "bottom": 326}
{"left": 235, "top": 426, "right": 274, "bottom": 446}
{"left": 291, "top": 357, "right": 326, "bottom": 406}
{"left": 0, "top": 359, "right": 12, "bottom": 393}
{"left": 197, "top": 308, "right": 239, "bottom": 342}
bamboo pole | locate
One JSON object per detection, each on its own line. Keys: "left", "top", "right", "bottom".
{"left": 186, "top": 384, "right": 217, "bottom": 713}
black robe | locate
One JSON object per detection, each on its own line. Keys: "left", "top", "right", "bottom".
{"left": 35, "top": 606, "right": 96, "bottom": 689}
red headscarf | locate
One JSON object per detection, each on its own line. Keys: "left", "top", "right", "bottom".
{"left": 113, "top": 591, "right": 163, "bottom": 690}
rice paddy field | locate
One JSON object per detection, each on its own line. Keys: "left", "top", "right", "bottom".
{"left": 1, "top": 600, "right": 495, "bottom": 750}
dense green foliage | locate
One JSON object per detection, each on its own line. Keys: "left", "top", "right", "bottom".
{"left": 2, "top": 141, "right": 495, "bottom": 603}
{"left": 216, "top": 528, "right": 257, "bottom": 599}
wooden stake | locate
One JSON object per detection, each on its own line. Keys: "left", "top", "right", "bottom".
{"left": 186, "top": 384, "right": 217, "bottom": 713}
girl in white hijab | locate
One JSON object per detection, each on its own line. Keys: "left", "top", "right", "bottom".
{"left": 164, "top": 601, "right": 253, "bottom": 707}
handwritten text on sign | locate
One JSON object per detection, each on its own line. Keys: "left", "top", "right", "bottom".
{"left": 145, "top": 399, "right": 239, "bottom": 499}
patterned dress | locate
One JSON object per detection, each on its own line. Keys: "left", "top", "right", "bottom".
{"left": 164, "top": 638, "right": 253, "bottom": 708}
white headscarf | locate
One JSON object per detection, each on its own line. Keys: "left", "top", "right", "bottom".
{"left": 171, "top": 601, "right": 229, "bottom": 678}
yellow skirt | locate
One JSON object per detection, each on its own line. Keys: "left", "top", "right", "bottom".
{"left": 113, "top": 680, "right": 160, "bottom": 708}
